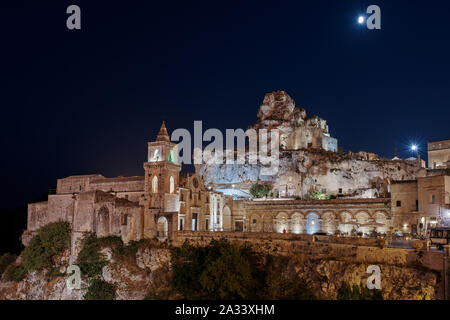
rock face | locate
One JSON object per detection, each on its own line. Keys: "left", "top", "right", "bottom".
{"left": 196, "top": 91, "right": 427, "bottom": 198}
{"left": 0, "top": 247, "right": 171, "bottom": 300}
{"left": 0, "top": 242, "right": 440, "bottom": 300}
{"left": 252, "top": 91, "right": 338, "bottom": 152}
{"left": 198, "top": 149, "right": 427, "bottom": 199}
{"left": 298, "top": 259, "right": 437, "bottom": 300}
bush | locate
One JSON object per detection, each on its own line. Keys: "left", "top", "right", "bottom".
{"left": 3, "top": 264, "right": 27, "bottom": 282}
{"left": 84, "top": 279, "right": 116, "bottom": 300}
{"left": 75, "top": 233, "right": 110, "bottom": 278}
{"left": 22, "top": 221, "right": 71, "bottom": 271}
{"left": 171, "top": 239, "right": 316, "bottom": 300}
{"left": 0, "top": 253, "right": 17, "bottom": 277}
{"left": 262, "top": 256, "right": 316, "bottom": 300}
{"left": 199, "top": 242, "right": 254, "bottom": 299}
{"left": 76, "top": 234, "right": 157, "bottom": 278}
{"left": 250, "top": 184, "right": 271, "bottom": 199}
{"left": 337, "top": 282, "right": 383, "bottom": 300}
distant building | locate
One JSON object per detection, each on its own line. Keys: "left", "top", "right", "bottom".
{"left": 391, "top": 175, "right": 450, "bottom": 234}
{"left": 428, "top": 139, "right": 450, "bottom": 169}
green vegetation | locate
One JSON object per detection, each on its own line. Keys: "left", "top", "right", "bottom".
{"left": 76, "top": 234, "right": 163, "bottom": 300}
{"left": 1, "top": 221, "right": 71, "bottom": 281}
{"left": 311, "top": 191, "right": 334, "bottom": 200}
{"left": 337, "top": 282, "right": 383, "bottom": 300}
{"left": 22, "top": 221, "right": 71, "bottom": 272}
{"left": 3, "top": 264, "right": 27, "bottom": 282}
{"left": 76, "top": 234, "right": 114, "bottom": 278}
{"left": 249, "top": 183, "right": 272, "bottom": 199}
{"left": 84, "top": 278, "right": 117, "bottom": 300}
{"left": 171, "top": 239, "right": 316, "bottom": 300}
{"left": 0, "top": 253, "right": 17, "bottom": 277}
{"left": 76, "top": 234, "right": 162, "bottom": 278}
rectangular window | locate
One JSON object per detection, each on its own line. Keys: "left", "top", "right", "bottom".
{"left": 192, "top": 213, "right": 198, "bottom": 231}
{"left": 235, "top": 221, "right": 244, "bottom": 232}
{"left": 431, "top": 194, "right": 436, "bottom": 204}
{"left": 252, "top": 219, "right": 257, "bottom": 225}
{"left": 338, "top": 188, "right": 343, "bottom": 194}
{"left": 205, "top": 219, "right": 209, "bottom": 230}
{"left": 396, "top": 200, "right": 401, "bottom": 207}
{"left": 416, "top": 200, "right": 419, "bottom": 211}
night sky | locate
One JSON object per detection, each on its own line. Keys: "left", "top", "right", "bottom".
{"left": 1, "top": 0, "right": 450, "bottom": 208}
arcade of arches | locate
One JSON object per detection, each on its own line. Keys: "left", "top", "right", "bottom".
{"left": 235, "top": 199, "right": 391, "bottom": 236}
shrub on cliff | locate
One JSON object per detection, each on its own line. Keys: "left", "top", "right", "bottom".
{"left": 171, "top": 239, "right": 256, "bottom": 299}
{"left": 0, "top": 253, "right": 17, "bottom": 277}
{"left": 76, "top": 234, "right": 158, "bottom": 278}
{"left": 3, "top": 264, "right": 27, "bottom": 282}
{"left": 337, "top": 282, "right": 383, "bottom": 300}
{"left": 22, "top": 221, "right": 71, "bottom": 271}
{"left": 262, "top": 256, "right": 316, "bottom": 300}
{"left": 84, "top": 278, "right": 116, "bottom": 300}
{"left": 199, "top": 241, "right": 255, "bottom": 299}
{"left": 75, "top": 233, "right": 111, "bottom": 278}
{"left": 171, "top": 239, "right": 316, "bottom": 300}
{"left": 250, "top": 184, "right": 271, "bottom": 199}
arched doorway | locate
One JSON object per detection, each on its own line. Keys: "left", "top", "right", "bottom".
{"left": 157, "top": 216, "right": 168, "bottom": 238}
{"left": 97, "top": 206, "right": 110, "bottom": 237}
{"left": 338, "top": 212, "right": 353, "bottom": 235}
{"left": 222, "top": 206, "right": 232, "bottom": 231}
{"left": 262, "top": 213, "right": 274, "bottom": 233}
{"left": 290, "top": 213, "right": 304, "bottom": 234}
{"left": 305, "top": 212, "right": 320, "bottom": 235}
{"left": 275, "top": 212, "right": 289, "bottom": 233}
{"left": 356, "top": 212, "right": 371, "bottom": 235}
{"left": 322, "top": 212, "right": 337, "bottom": 235}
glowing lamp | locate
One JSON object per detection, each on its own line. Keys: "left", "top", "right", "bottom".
{"left": 358, "top": 16, "right": 365, "bottom": 24}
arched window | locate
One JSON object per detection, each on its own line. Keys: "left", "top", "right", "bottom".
{"left": 153, "top": 149, "right": 160, "bottom": 161}
{"left": 152, "top": 176, "right": 158, "bottom": 193}
{"left": 169, "top": 176, "right": 175, "bottom": 194}
{"left": 168, "top": 149, "right": 175, "bottom": 163}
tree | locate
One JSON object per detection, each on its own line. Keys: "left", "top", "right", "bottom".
{"left": 250, "top": 184, "right": 271, "bottom": 198}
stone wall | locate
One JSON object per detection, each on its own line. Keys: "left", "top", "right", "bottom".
{"left": 172, "top": 231, "right": 445, "bottom": 272}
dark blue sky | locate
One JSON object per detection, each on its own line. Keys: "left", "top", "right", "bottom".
{"left": 1, "top": 0, "right": 449, "bottom": 207}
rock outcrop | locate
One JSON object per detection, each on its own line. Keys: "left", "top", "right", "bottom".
{"left": 196, "top": 91, "right": 427, "bottom": 198}
{"left": 0, "top": 247, "right": 171, "bottom": 300}
{"left": 0, "top": 239, "right": 441, "bottom": 300}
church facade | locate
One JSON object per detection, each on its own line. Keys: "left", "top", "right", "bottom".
{"left": 23, "top": 123, "right": 230, "bottom": 251}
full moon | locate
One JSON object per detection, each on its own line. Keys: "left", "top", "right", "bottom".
{"left": 358, "top": 16, "right": 365, "bottom": 24}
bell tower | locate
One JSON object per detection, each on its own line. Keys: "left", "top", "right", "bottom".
{"left": 143, "top": 122, "right": 181, "bottom": 238}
